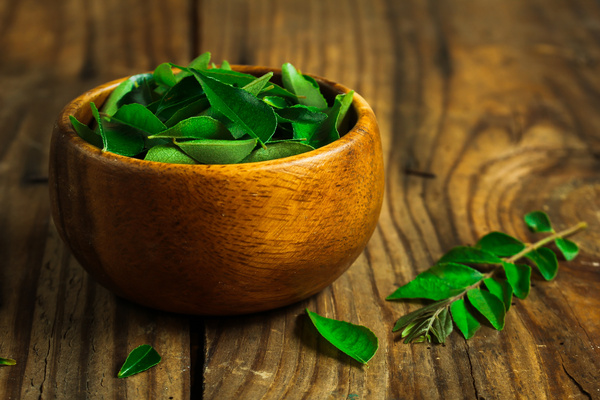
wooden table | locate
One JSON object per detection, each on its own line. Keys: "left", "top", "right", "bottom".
{"left": 2, "top": 0, "right": 600, "bottom": 398}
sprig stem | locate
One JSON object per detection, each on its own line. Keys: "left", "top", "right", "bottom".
{"left": 447, "top": 221, "right": 587, "bottom": 306}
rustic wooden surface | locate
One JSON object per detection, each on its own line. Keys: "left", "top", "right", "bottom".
{"left": 1, "top": 0, "right": 600, "bottom": 399}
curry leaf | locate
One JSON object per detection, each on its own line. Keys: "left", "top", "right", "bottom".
{"left": 450, "top": 299, "right": 481, "bottom": 339}
{"left": 430, "top": 307, "right": 454, "bottom": 344}
{"left": 386, "top": 263, "right": 484, "bottom": 301}
{"left": 306, "top": 309, "right": 378, "bottom": 364}
{"left": 476, "top": 232, "right": 525, "bottom": 257}
{"left": 69, "top": 115, "right": 103, "bottom": 148}
{"left": 102, "top": 73, "right": 154, "bottom": 116}
{"left": 502, "top": 262, "right": 531, "bottom": 299}
{"left": 525, "top": 247, "right": 558, "bottom": 280}
{"left": 308, "top": 91, "right": 353, "bottom": 148}
{"left": 467, "top": 288, "right": 506, "bottom": 330}
{"left": 281, "top": 63, "right": 328, "bottom": 109}
{"left": 555, "top": 238, "right": 579, "bottom": 261}
{"left": 0, "top": 357, "right": 16, "bottom": 366}
{"left": 144, "top": 144, "right": 198, "bottom": 164}
{"left": 154, "top": 63, "right": 178, "bottom": 88}
{"left": 117, "top": 344, "right": 161, "bottom": 378}
{"left": 483, "top": 277, "right": 513, "bottom": 311}
{"left": 438, "top": 246, "right": 503, "bottom": 265}
{"left": 148, "top": 116, "right": 231, "bottom": 140}
{"left": 192, "top": 70, "right": 277, "bottom": 145}
{"left": 109, "top": 103, "right": 167, "bottom": 136}
{"left": 240, "top": 141, "right": 314, "bottom": 163}
{"left": 524, "top": 211, "right": 553, "bottom": 233}
{"left": 176, "top": 138, "right": 257, "bottom": 164}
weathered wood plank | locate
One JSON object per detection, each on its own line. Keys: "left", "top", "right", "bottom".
{"left": 200, "top": 0, "right": 600, "bottom": 399}
{"left": 0, "top": 0, "right": 194, "bottom": 398}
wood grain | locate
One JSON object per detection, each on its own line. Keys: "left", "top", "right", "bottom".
{"left": 1, "top": 0, "right": 600, "bottom": 398}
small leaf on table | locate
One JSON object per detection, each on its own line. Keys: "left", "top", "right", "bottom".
{"left": 430, "top": 307, "right": 454, "bottom": 344}
{"left": 0, "top": 357, "right": 16, "bottom": 366}
{"left": 467, "top": 288, "right": 506, "bottom": 330}
{"left": 450, "top": 299, "right": 481, "bottom": 339}
{"left": 117, "top": 344, "right": 161, "bottom": 378}
{"left": 306, "top": 309, "right": 378, "bottom": 365}
{"left": 524, "top": 211, "right": 553, "bottom": 233}
{"left": 525, "top": 247, "right": 559, "bottom": 280}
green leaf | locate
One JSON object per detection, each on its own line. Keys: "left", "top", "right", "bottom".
{"left": 240, "top": 141, "right": 314, "bottom": 163}
{"left": 102, "top": 73, "right": 153, "bottom": 116}
{"left": 220, "top": 60, "right": 232, "bottom": 70}
{"left": 524, "top": 211, "right": 553, "bottom": 233}
{"left": 275, "top": 105, "right": 328, "bottom": 125}
{"left": 306, "top": 309, "right": 378, "bottom": 364}
{"left": 176, "top": 138, "right": 257, "bottom": 164}
{"left": 164, "top": 97, "right": 211, "bottom": 127}
{"left": 483, "top": 277, "right": 513, "bottom": 311}
{"left": 116, "top": 75, "right": 157, "bottom": 108}
{"left": 262, "top": 96, "right": 289, "bottom": 109}
{"left": 117, "top": 344, "right": 161, "bottom": 378}
{"left": 242, "top": 72, "right": 274, "bottom": 96}
{"left": 91, "top": 102, "right": 145, "bottom": 156}
{"left": 201, "top": 69, "right": 296, "bottom": 99}
{"left": 392, "top": 300, "right": 450, "bottom": 332}
{"left": 525, "top": 247, "right": 559, "bottom": 280}
{"left": 154, "top": 63, "right": 178, "bottom": 87}
{"left": 0, "top": 357, "right": 16, "bottom": 366}
{"left": 386, "top": 263, "right": 484, "bottom": 301}
{"left": 555, "top": 238, "right": 579, "bottom": 261}
{"left": 502, "top": 262, "right": 531, "bottom": 299}
{"left": 438, "top": 246, "right": 503, "bottom": 265}
{"left": 192, "top": 70, "right": 277, "bottom": 145}
{"left": 144, "top": 144, "right": 198, "bottom": 164}
{"left": 281, "top": 63, "right": 328, "bottom": 109}
{"left": 69, "top": 115, "right": 103, "bottom": 148}
{"left": 307, "top": 91, "right": 354, "bottom": 148}
{"left": 450, "top": 299, "right": 481, "bottom": 339}
{"left": 156, "top": 76, "right": 204, "bottom": 117}
{"left": 476, "top": 232, "right": 526, "bottom": 257}
{"left": 187, "top": 52, "right": 211, "bottom": 70}
{"left": 149, "top": 116, "right": 231, "bottom": 140}
{"left": 109, "top": 103, "right": 167, "bottom": 136}
{"left": 467, "top": 288, "right": 506, "bottom": 330}
{"left": 430, "top": 307, "right": 453, "bottom": 344}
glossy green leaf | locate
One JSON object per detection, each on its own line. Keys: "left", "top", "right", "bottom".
{"left": 525, "top": 247, "right": 559, "bottom": 280}
{"left": 220, "top": 60, "right": 232, "bottom": 70}
{"left": 555, "top": 238, "right": 579, "bottom": 261}
{"left": 502, "top": 262, "right": 531, "bottom": 299}
{"left": 91, "top": 102, "right": 145, "bottom": 156}
{"left": 242, "top": 72, "right": 274, "bottom": 96}
{"left": 149, "top": 116, "right": 231, "bottom": 140}
{"left": 188, "top": 52, "right": 211, "bottom": 70}
{"left": 163, "top": 97, "right": 210, "bottom": 127}
{"left": 476, "top": 232, "right": 526, "bottom": 257}
{"left": 201, "top": 69, "right": 296, "bottom": 99}
{"left": 402, "top": 318, "right": 431, "bottom": 343}
{"left": 0, "top": 357, "right": 16, "bottom": 366}
{"left": 240, "top": 141, "right": 314, "bottom": 163}
{"left": 386, "top": 263, "right": 484, "bottom": 301}
{"left": 154, "top": 63, "right": 178, "bottom": 87}
{"left": 308, "top": 91, "right": 354, "bottom": 148}
{"left": 116, "top": 75, "right": 157, "bottom": 108}
{"left": 524, "top": 211, "right": 553, "bottom": 233}
{"left": 467, "top": 288, "right": 506, "bottom": 330}
{"left": 483, "top": 278, "right": 513, "bottom": 311}
{"left": 110, "top": 103, "right": 167, "bottom": 135}
{"left": 306, "top": 309, "right": 378, "bottom": 364}
{"left": 69, "top": 115, "right": 103, "bottom": 148}
{"left": 262, "top": 95, "right": 289, "bottom": 109}
{"left": 117, "top": 344, "right": 161, "bottom": 378}
{"left": 281, "top": 63, "right": 328, "bottom": 109}
{"left": 450, "top": 299, "right": 481, "bottom": 339}
{"left": 438, "top": 246, "right": 503, "bottom": 265}
{"left": 102, "top": 73, "right": 153, "bottom": 116}
{"left": 156, "top": 76, "right": 204, "bottom": 117}
{"left": 275, "top": 105, "right": 328, "bottom": 125}
{"left": 192, "top": 70, "right": 277, "bottom": 145}
{"left": 176, "top": 138, "right": 257, "bottom": 164}
{"left": 144, "top": 144, "right": 198, "bottom": 164}
{"left": 430, "top": 307, "right": 453, "bottom": 344}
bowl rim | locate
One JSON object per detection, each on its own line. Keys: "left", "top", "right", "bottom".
{"left": 55, "top": 65, "right": 378, "bottom": 172}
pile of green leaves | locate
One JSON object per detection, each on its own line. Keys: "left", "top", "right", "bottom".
{"left": 386, "top": 211, "right": 587, "bottom": 343}
{"left": 70, "top": 52, "right": 354, "bottom": 164}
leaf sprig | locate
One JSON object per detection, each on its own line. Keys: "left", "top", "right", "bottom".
{"left": 0, "top": 357, "right": 16, "bottom": 366}
{"left": 387, "top": 211, "right": 587, "bottom": 343}
{"left": 70, "top": 52, "right": 354, "bottom": 164}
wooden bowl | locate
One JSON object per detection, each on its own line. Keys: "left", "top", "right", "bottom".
{"left": 49, "top": 66, "right": 384, "bottom": 315}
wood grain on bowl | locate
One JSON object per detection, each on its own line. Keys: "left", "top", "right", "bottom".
{"left": 49, "top": 67, "right": 384, "bottom": 315}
